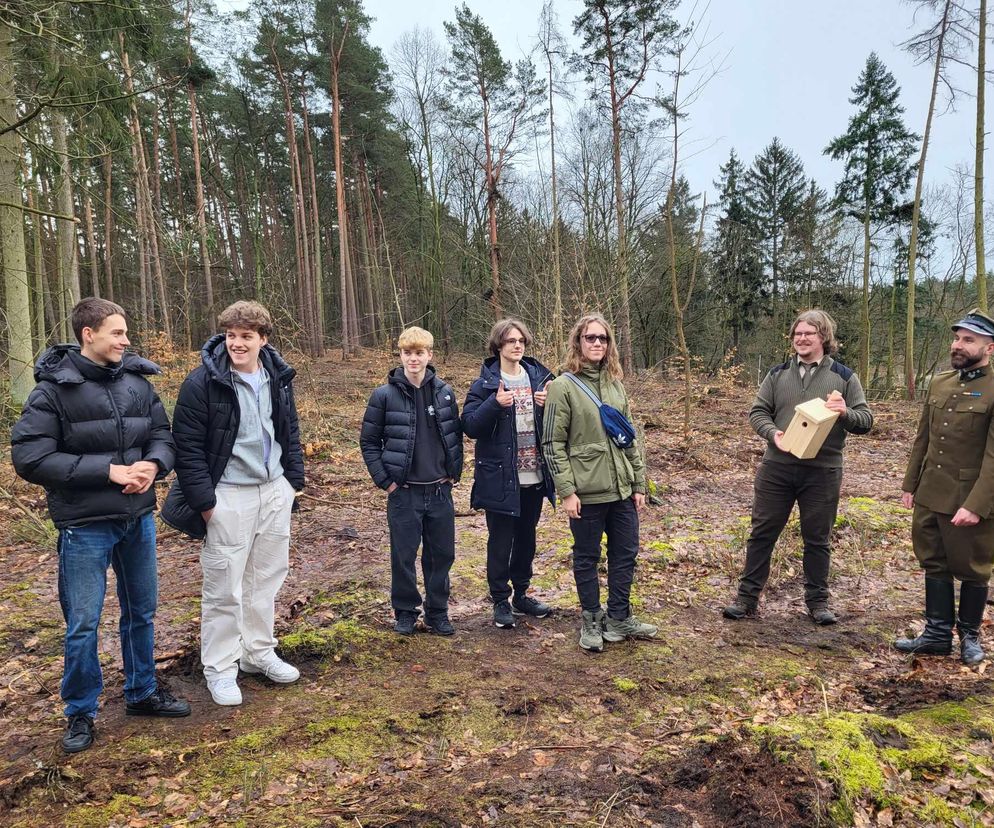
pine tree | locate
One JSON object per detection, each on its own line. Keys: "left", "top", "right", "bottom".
{"left": 825, "top": 52, "right": 919, "bottom": 381}
{"left": 743, "top": 137, "right": 806, "bottom": 303}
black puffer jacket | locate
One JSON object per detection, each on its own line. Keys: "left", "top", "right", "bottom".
{"left": 360, "top": 366, "right": 463, "bottom": 489}
{"left": 462, "top": 356, "right": 556, "bottom": 515}
{"left": 161, "top": 334, "right": 304, "bottom": 539}
{"left": 11, "top": 345, "right": 175, "bottom": 528}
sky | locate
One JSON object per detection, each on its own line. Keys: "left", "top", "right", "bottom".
{"left": 216, "top": 0, "right": 982, "bottom": 203}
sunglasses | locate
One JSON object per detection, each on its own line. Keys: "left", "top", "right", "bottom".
{"left": 582, "top": 334, "right": 610, "bottom": 344}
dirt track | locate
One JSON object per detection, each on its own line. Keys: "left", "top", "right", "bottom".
{"left": 2, "top": 350, "right": 994, "bottom": 827}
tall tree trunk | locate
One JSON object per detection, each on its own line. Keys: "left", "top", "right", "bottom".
{"left": 301, "top": 93, "right": 325, "bottom": 349}
{"left": 25, "top": 171, "right": 47, "bottom": 350}
{"left": 51, "top": 109, "right": 81, "bottom": 306}
{"left": 0, "top": 23, "right": 34, "bottom": 403}
{"left": 906, "top": 0, "right": 951, "bottom": 398}
{"left": 83, "top": 189, "right": 100, "bottom": 297}
{"left": 976, "top": 0, "right": 988, "bottom": 311}
{"left": 861, "top": 208, "right": 872, "bottom": 381}
{"left": 546, "top": 44, "right": 564, "bottom": 363}
{"left": 608, "top": 56, "right": 633, "bottom": 374}
{"left": 186, "top": 0, "right": 213, "bottom": 317}
{"left": 330, "top": 25, "right": 356, "bottom": 355}
{"left": 102, "top": 151, "right": 115, "bottom": 301}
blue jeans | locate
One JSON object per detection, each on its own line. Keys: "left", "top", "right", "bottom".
{"left": 58, "top": 513, "right": 159, "bottom": 717}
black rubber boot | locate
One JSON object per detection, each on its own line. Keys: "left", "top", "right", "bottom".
{"left": 957, "top": 582, "right": 988, "bottom": 665}
{"left": 894, "top": 577, "right": 954, "bottom": 655}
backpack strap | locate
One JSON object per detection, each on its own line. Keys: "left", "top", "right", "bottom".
{"left": 564, "top": 372, "right": 602, "bottom": 408}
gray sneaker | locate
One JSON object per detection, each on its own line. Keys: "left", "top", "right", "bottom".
{"left": 603, "top": 614, "right": 658, "bottom": 642}
{"left": 493, "top": 599, "right": 515, "bottom": 629}
{"left": 579, "top": 609, "right": 605, "bottom": 652}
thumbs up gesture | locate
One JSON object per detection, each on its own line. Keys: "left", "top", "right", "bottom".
{"left": 534, "top": 380, "right": 551, "bottom": 407}
{"left": 495, "top": 380, "right": 514, "bottom": 407}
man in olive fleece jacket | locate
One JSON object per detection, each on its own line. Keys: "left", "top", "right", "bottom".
{"left": 724, "top": 310, "right": 873, "bottom": 625}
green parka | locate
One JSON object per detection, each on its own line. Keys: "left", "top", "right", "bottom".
{"left": 541, "top": 363, "right": 647, "bottom": 504}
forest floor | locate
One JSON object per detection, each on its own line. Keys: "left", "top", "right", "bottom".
{"left": 2, "top": 348, "right": 994, "bottom": 827}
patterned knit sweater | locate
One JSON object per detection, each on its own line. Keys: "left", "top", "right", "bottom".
{"left": 749, "top": 355, "right": 873, "bottom": 468}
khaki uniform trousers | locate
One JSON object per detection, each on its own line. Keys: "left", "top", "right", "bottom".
{"left": 912, "top": 504, "right": 994, "bottom": 584}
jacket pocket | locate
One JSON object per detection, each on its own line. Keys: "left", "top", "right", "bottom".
{"left": 568, "top": 443, "right": 612, "bottom": 498}
{"left": 471, "top": 458, "right": 507, "bottom": 506}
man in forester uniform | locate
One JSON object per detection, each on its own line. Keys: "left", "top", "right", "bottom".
{"left": 896, "top": 309, "right": 994, "bottom": 665}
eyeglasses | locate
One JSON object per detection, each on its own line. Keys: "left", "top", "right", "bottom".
{"left": 793, "top": 330, "right": 818, "bottom": 340}
{"left": 582, "top": 334, "right": 610, "bottom": 344}
{"left": 503, "top": 337, "right": 526, "bottom": 346}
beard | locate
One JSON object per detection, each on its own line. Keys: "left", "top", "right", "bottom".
{"left": 951, "top": 349, "right": 983, "bottom": 370}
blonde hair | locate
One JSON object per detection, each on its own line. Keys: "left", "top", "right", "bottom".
{"left": 487, "top": 318, "right": 533, "bottom": 356}
{"left": 791, "top": 309, "right": 838, "bottom": 355}
{"left": 564, "top": 313, "right": 623, "bottom": 380}
{"left": 397, "top": 326, "right": 434, "bottom": 350}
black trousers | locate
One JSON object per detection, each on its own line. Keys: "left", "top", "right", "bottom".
{"left": 485, "top": 484, "right": 546, "bottom": 602}
{"left": 737, "top": 460, "right": 842, "bottom": 607}
{"left": 387, "top": 483, "right": 455, "bottom": 618}
{"left": 569, "top": 498, "right": 639, "bottom": 620}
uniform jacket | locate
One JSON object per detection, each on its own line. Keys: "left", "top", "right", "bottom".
{"left": 360, "top": 366, "right": 463, "bottom": 490}
{"left": 461, "top": 356, "right": 556, "bottom": 515}
{"left": 160, "top": 334, "right": 304, "bottom": 539}
{"left": 11, "top": 345, "right": 174, "bottom": 528}
{"left": 903, "top": 365, "right": 994, "bottom": 518}
{"left": 541, "top": 363, "right": 647, "bottom": 505}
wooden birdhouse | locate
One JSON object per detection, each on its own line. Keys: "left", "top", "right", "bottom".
{"left": 780, "top": 397, "right": 840, "bottom": 460}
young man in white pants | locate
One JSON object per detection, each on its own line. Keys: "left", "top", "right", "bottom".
{"left": 163, "top": 301, "right": 305, "bottom": 705}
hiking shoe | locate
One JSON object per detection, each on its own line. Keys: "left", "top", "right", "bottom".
{"left": 207, "top": 677, "right": 243, "bottom": 706}
{"left": 62, "top": 714, "right": 94, "bottom": 754}
{"left": 580, "top": 609, "right": 605, "bottom": 652}
{"left": 603, "top": 614, "right": 658, "bottom": 642}
{"left": 241, "top": 654, "right": 300, "bottom": 683}
{"left": 722, "top": 598, "right": 757, "bottom": 620}
{"left": 125, "top": 686, "right": 192, "bottom": 717}
{"left": 394, "top": 613, "right": 418, "bottom": 636}
{"left": 493, "top": 599, "right": 516, "bottom": 629}
{"left": 809, "top": 606, "right": 838, "bottom": 626}
{"left": 512, "top": 594, "right": 551, "bottom": 618}
{"left": 425, "top": 615, "right": 455, "bottom": 636}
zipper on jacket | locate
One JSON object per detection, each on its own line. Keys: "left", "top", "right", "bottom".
{"left": 105, "top": 383, "right": 133, "bottom": 517}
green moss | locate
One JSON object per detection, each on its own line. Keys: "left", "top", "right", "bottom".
{"left": 836, "top": 496, "right": 907, "bottom": 532}
{"left": 907, "top": 701, "right": 973, "bottom": 728}
{"left": 66, "top": 794, "right": 145, "bottom": 828}
{"left": 918, "top": 795, "right": 972, "bottom": 825}
{"left": 279, "top": 619, "right": 384, "bottom": 664}
{"left": 613, "top": 677, "right": 639, "bottom": 693}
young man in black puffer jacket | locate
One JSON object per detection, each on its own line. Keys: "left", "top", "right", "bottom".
{"left": 11, "top": 298, "right": 190, "bottom": 754}
{"left": 162, "top": 301, "right": 305, "bottom": 708}
{"left": 360, "top": 326, "right": 463, "bottom": 635}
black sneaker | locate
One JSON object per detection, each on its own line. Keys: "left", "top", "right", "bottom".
{"left": 62, "top": 714, "right": 94, "bottom": 753}
{"left": 125, "top": 686, "right": 192, "bottom": 718}
{"left": 493, "top": 599, "right": 516, "bottom": 628}
{"left": 394, "top": 613, "right": 418, "bottom": 636}
{"left": 722, "top": 598, "right": 757, "bottom": 620}
{"left": 425, "top": 615, "right": 455, "bottom": 636}
{"left": 512, "top": 594, "right": 551, "bottom": 618}
{"left": 809, "top": 606, "right": 838, "bottom": 625}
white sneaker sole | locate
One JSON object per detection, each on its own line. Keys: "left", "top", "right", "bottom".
{"left": 208, "top": 687, "right": 242, "bottom": 706}
{"left": 240, "top": 662, "right": 300, "bottom": 683}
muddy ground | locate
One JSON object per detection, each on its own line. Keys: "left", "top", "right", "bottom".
{"left": 2, "top": 349, "right": 994, "bottom": 827}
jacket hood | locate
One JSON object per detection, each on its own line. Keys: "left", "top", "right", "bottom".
{"left": 34, "top": 344, "right": 161, "bottom": 384}
{"left": 477, "top": 355, "right": 554, "bottom": 387}
{"left": 201, "top": 333, "right": 296, "bottom": 385}
{"left": 388, "top": 364, "right": 437, "bottom": 391}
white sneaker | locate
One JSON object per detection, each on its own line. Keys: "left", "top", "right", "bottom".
{"left": 240, "top": 654, "right": 300, "bottom": 684}
{"left": 207, "top": 677, "right": 242, "bottom": 706}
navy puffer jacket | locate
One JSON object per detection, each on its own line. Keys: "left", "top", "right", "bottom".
{"left": 161, "top": 334, "right": 304, "bottom": 539}
{"left": 461, "top": 356, "right": 556, "bottom": 515}
{"left": 360, "top": 366, "right": 463, "bottom": 489}
{"left": 11, "top": 346, "right": 175, "bottom": 528}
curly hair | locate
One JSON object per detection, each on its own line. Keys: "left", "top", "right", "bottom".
{"left": 217, "top": 301, "right": 273, "bottom": 337}
{"left": 563, "top": 313, "right": 623, "bottom": 380}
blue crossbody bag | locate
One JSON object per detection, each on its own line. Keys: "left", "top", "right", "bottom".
{"left": 563, "top": 372, "right": 637, "bottom": 449}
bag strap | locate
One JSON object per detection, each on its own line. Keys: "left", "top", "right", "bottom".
{"left": 563, "top": 372, "right": 602, "bottom": 408}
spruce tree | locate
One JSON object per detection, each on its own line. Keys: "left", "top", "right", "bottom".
{"left": 825, "top": 52, "right": 918, "bottom": 381}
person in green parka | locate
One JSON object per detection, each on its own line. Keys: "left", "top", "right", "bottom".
{"left": 541, "top": 313, "right": 657, "bottom": 652}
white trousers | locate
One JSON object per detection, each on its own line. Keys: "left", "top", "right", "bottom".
{"left": 201, "top": 477, "right": 293, "bottom": 680}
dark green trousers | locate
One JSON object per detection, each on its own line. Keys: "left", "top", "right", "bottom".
{"left": 912, "top": 505, "right": 994, "bottom": 584}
